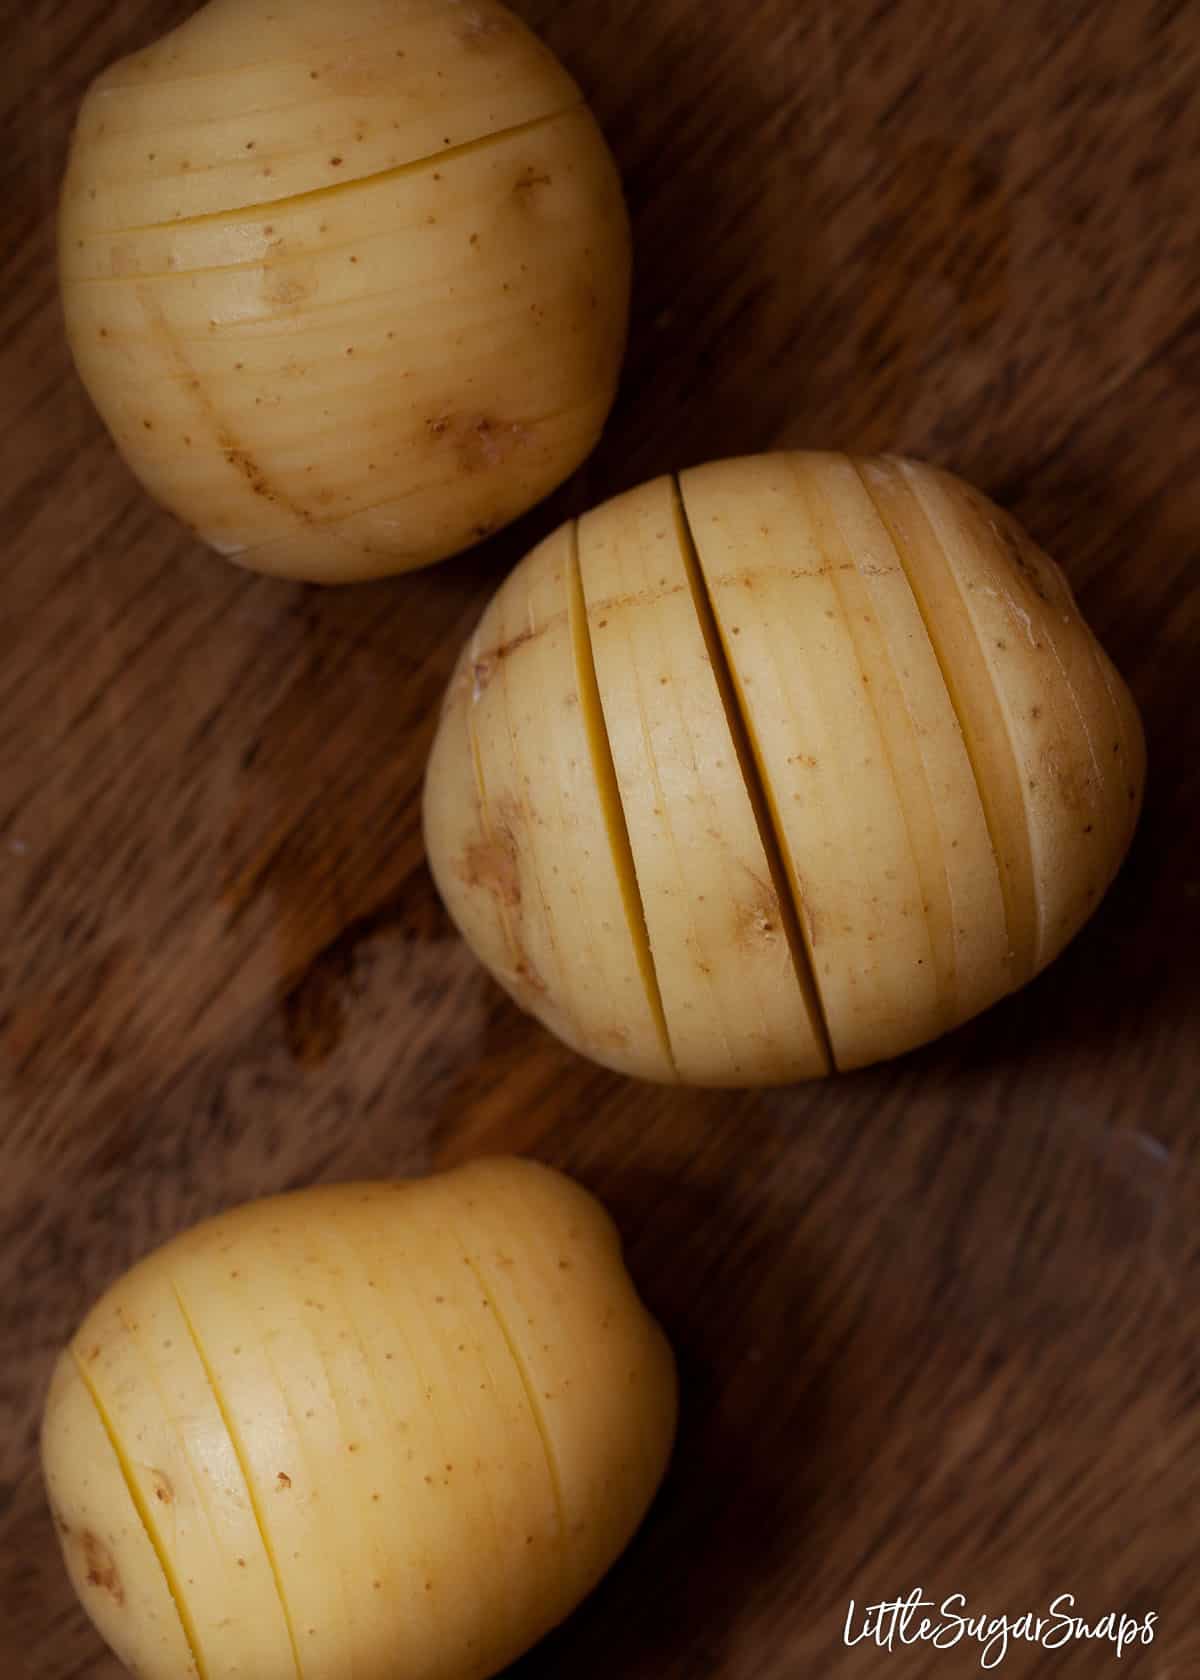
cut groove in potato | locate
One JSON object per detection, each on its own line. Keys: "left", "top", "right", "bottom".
{"left": 566, "top": 529, "right": 677, "bottom": 1078}
{"left": 458, "top": 1246, "right": 568, "bottom": 1543}
{"left": 71, "top": 1347, "right": 209, "bottom": 1680}
{"left": 66, "top": 1275, "right": 295, "bottom": 1680}
{"left": 249, "top": 1202, "right": 523, "bottom": 1675}
{"left": 438, "top": 1161, "right": 677, "bottom": 1613}
{"left": 858, "top": 459, "right": 1039, "bottom": 985}
{"left": 44, "top": 1356, "right": 200, "bottom": 1680}
{"left": 64, "top": 107, "right": 582, "bottom": 261}
{"left": 62, "top": 0, "right": 583, "bottom": 233}
{"left": 801, "top": 457, "right": 1012, "bottom": 1032}
{"left": 63, "top": 106, "right": 629, "bottom": 581}
{"left": 463, "top": 526, "right": 674, "bottom": 1077}
{"left": 169, "top": 1255, "right": 357, "bottom": 1678}
{"left": 578, "top": 473, "right": 830, "bottom": 1081}
{"left": 169, "top": 1285, "right": 304, "bottom": 1680}
{"left": 680, "top": 455, "right": 946, "bottom": 1071}
{"left": 332, "top": 1187, "right": 570, "bottom": 1660}
{"left": 564, "top": 530, "right": 678, "bottom": 1068}
{"left": 899, "top": 460, "right": 1122, "bottom": 972}
{"left": 670, "top": 482, "right": 831, "bottom": 1073}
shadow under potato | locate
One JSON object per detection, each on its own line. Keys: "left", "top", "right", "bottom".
{"left": 504, "top": 1102, "right": 1195, "bottom": 1678}
{"left": 503, "top": 1162, "right": 842, "bottom": 1680}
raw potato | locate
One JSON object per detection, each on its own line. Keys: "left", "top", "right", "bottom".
{"left": 58, "top": 0, "right": 631, "bottom": 581}
{"left": 424, "top": 452, "right": 1145, "bottom": 1083}
{"left": 41, "top": 1158, "right": 677, "bottom": 1680}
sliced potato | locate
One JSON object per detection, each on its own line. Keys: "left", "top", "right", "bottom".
{"left": 45, "top": 1161, "right": 677, "bottom": 1680}
{"left": 811, "top": 456, "right": 1012, "bottom": 1028}
{"left": 60, "top": 0, "right": 580, "bottom": 233}
{"left": 467, "top": 524, "right": 675, "bottom": 1079}
{"left": 42, "top": 1356, "right": 201, "bottom": 1680}
{"left": 680, "top": 454, "right": 942, "bottom": 1070}
{"left": 426, "top": 452, "right": 1144, "bottom": 1082}
{"left": 57, "top": 1264, "right": 295, "bottom": 1679}
{"left": 579, "top": 475, "right": 828, "bottom": 1083}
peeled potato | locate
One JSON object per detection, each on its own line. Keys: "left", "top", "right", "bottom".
{"left": 58, "top": 0, "right": 631, "bottom": 581}
{"left": 42, "top": 1158, "right": 677, "bottom": 1680}
{"left": 424, "top": 453, "right": 1146, "bottom": 1083}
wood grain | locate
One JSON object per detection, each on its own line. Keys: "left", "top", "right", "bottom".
{"left": 2, "top": 0, "right": 1199, "bottom": 1675}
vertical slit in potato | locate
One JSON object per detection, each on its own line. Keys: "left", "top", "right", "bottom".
{"left": 680, "top": 455, "right": 946, "bottom": 1071}
{"left": 169, "top": 1285, "right": 305, "bottom": 1680}
{"left": 799, "top": 456, "right": 1013, "bottom": 1033}
{"left": 70, "top": 1348, "right": 210, "bottom": 1680}
{"left": 858, "top": 459, "right": 1040, "bottom": 985}
{"left": 64, "top": 1273, "right": 296, "bottom": 1680}
{"left": 42, "top": 1355, "right": 200, "bottom": 1680}
{"left": 577, "top": 471, "right": 830, "bottom": 1082}
{"left": 899, "top": 460, "right": 1127, "bottom": 973}
{"left": 565, "top": 527, "right": 679, "bottom": 1078}
{"left": 438, "top": 1160, "right": 677, "bottom": 1613}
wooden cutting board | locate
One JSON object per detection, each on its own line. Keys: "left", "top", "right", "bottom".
{"left": 2, "top": 1, "right": 1198, "bottom": 1675}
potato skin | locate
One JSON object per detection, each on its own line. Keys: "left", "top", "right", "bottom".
{"left": 41, "top": 1158, "right": 677, "bottom": 1680}
{"left": 58, "top": 0, "right": 631, "bottom": 581}
{"left": 425, "top": 452, "right": 1145, "bottom": 1083}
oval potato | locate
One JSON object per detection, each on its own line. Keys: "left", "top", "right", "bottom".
{"left": 425, "top": 452, "right": 1145, "bottom": 1082}
{"left": 42, "top": 1158, "right": 677, "bottom": 1680}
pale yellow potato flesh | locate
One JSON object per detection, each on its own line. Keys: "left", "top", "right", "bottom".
{"left": 681, "top": 454, "right": 949, "bottom": 1071}
{"left": 578, "top": 476, "right": 829, "bottom": 1083}
{"left": 60, "top": 0, "right": 580, "bottom": 233}
{"left": 889, "top": 459, "right": 1142, "bottom": 971}
{"left": 426, "top": 452, "right": 1144, "bottom": 1082}
{"left": 806, "top": 456, "right": 1013, "bottom": 1030}
{"left": 858, "top": 457, "right": 1040, "bottom": 984}
{"left": 430, "top": 1160, "right": 678, "bottom": 1614}
{"left": 41, "top": 1356, "right": 200, "bottom": 1680}
{"left": 464, "top": 524, "right": 675, "bottom": 1079}
{"left": 44, "top": 1160, "right": 676, "bottom": 1680}
{"left": 423, "top": 637, "right": 526, "bottom": 997}
{"left": 57, "top": 1264, "right": 298, "bottom": 1679}
{"left": 61, "top": 106, "right": 630, "bottom": 579}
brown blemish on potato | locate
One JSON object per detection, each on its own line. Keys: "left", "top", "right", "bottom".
{"left": 513, "top": 956, "right": 547, "bottom": 998}
{"left": 586, "top": 583, "right": 687, "bottom": 617}
{"left": 81, "top": 1531, "right": 124, "bottom": 1605}
{"left": 734, "top": 871, "right": 783, "bottom": 950}
{"left": 427, "top": 413, "right": 530, "bottom": 474}
{"left": 459, "top": 830, "right": 520, "bottom": 909}
{"left": 514, "top": 167, "right": 552, "bottom": 196}
{"left": 263, "top": 270, "right": 313, "bottom": 310}
{"left": 221, "top": 438, "right": 275, "bottom": 501}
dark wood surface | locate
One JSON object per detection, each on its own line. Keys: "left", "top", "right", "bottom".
{"left": 3, "top": 0, "right": 1199, "bottom": 1675}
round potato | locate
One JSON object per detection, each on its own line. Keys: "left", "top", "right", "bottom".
{"left": 58, "top": 0, "right": 631, "bottom": 581}
{"left": 424, "top": 453, "right": 1145, "bottom": 1083}
{"left": 42, "top": 1158, "right": 677, "bottom": 1680}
